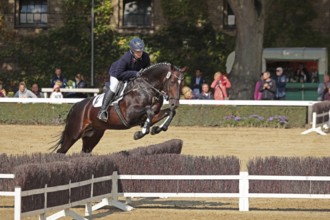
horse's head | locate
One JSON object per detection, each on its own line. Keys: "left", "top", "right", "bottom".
{"left": 139, "top": 63, "right": 186, "bottom": 109}
{"left": 164, "top": 65, "right": 186, "bottom": 109}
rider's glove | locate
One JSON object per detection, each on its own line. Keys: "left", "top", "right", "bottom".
{"left": 136, "top": 69, "right": 143, "bottom": 77}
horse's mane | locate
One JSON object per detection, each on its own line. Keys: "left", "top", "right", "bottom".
{"left": 140, "top": 62, "right": 171, "bottom": 74}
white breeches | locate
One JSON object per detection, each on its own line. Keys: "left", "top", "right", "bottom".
{"left": 109, "top": 76, "right": 119, "bottom": 93}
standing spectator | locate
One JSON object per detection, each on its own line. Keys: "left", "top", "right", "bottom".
{"left": 197, "top": 83, "right": 213, "bottom": 100}
{"left": 75, "top": 73, "right": 87, "bottom": 88}
{"left": 310, "top": 67, "right": 319, "bottom": 83}
{"left": 67, "top": 73, "right": 88, "bottom": 98}
{"left": 0, "top": 80, "right": 7, "bottom": 97}
{"left": 190, "top": 69, "right": 206, "bottom": 97}
{"left": 254, "top": 73, "right": 263, "bottom": 100}
{"left": 14, "top": 82, "right": 37, "bottom": 98}
{"left": 50, "top": 84, "right": 64, "bottom": 99}
{"left": 274, "top": 67, "right": 287, "bottom": 100}
{"left": 317, "top": 74, "right": 330, "bottom": 101}
{"left": 259, "top": 71, "right": 276, "bottom": 100}
{"left": 31, "top": 83, "right": 43, "bottom": 98}
{"left": 50, "top": 67, "right": 67, "bottom": 88}
{"left": 211, "top": 71, "right": 231, "bottom": 100}
{"left": 294, "top": 63, "right": 309, "bottom": 83}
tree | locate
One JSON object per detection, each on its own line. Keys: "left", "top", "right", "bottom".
{"left": 227, "top": 0, "right": 272, "bottom": 99}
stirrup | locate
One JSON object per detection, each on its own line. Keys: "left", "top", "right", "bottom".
{"left": 97, "top": 110, "right": 108, "bottom": 122}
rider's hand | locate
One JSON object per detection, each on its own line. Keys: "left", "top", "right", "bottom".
{"left": 136, "top": 69, "right": 143, "bottom": 77}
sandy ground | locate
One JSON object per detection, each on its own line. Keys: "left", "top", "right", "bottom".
{"left": 1, "top": 124, "right": 330, "bottom": 219}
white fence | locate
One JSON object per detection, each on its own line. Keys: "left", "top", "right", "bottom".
{"left": 301, "top": 110, "right": 330, "bottom": 135}
{"left": 41, "top": 88, "right": 100, "bottom": 98}
{"left": 0, "top": 97, "right": 318, "bottom": 106}
{"left": 2, "top": 171, "right": 330, "bottom": 219}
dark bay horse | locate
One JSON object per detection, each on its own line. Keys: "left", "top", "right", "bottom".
{"left": 52, "top": 63, "right": 186, "bottom": 153}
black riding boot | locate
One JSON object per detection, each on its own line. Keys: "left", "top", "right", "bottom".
{"left": 97, "top": 90, "right": 115, "bottom": 122}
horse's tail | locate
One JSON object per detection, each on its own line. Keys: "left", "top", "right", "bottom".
{"left": 49, "top": 102, "right": 77, "bottom": 153}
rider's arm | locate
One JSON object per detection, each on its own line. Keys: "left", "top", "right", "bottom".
{"left": 111, "top": 52, "right": 138, "bottom": 79}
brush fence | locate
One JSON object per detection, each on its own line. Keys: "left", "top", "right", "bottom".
{"left": 2, "top": 172, "right": 330, "bottom": 219}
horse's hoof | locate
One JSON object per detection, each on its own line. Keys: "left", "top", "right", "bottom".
{"left": 151, "top": 126, "right": 161, "bottom": 135}
{"left": 134, "top": 131, "right": 143, "bottom": 140}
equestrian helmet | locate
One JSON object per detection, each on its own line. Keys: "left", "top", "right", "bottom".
{"left": 129, "top": 38, "right": 145, "bottom": 52}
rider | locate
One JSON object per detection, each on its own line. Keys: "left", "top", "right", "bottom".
{"left": 97, "top": 37, "right": 151, "bottom": 122}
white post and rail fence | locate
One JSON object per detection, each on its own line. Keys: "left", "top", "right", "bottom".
{"left": 301, "top": 101, "right": 330, "bottom": 135}
{"left": 2, "top": 172, "right": 330, "bottom": 219}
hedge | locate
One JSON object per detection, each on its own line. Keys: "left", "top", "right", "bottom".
{"left": 0, "top": 103, "right": 307, "bottom": 127}
{"left": 248, "top": 156, "right": 330, "bottom": 194}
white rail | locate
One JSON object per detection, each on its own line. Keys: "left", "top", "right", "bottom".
{"left": 41, "top": 88, "right": 100, "bottom": 98}
{"left": 301, "top": 110, "right": 330, "bottom": 135}
{"left": 0, "top": 98, "right": 318, "bottom": 106}
{"left": 2, "top": 171, "right": 330, "bottom": 219}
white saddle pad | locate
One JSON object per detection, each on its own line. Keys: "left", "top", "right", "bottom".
{"left": 92, "top": 82, "right": 127, "bottom": 108}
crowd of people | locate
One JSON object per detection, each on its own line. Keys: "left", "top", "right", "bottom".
{"left": 0, "top": 37, "right": 327, "bottom": 103}
{"left": 181, "top": 65, "right": 329, "bottom": 102}
{"left": 182, "top": 69, "right": 232, "bottom": 100}
{"left": 2, "top": 64, "right": 328, "bottom": 102}
{"left": 0, "top": 67, "right": 88, "bottom": 99}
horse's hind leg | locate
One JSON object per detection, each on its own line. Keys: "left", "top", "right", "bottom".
{"left": 82, "top": 128, "right": 105, "bottom": 153}
{"left": 56, "top": 127, "right": 83, "bottom": 153}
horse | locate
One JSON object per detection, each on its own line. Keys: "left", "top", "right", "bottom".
{"left": 52, "top": 63, "right": 186, "bottom": 154}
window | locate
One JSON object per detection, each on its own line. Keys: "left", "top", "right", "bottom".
{"left": 223, "top": 1, "right": 235, "bottom": 29}
{"left": 123, "top": 0, "right": 152, "bottom": 27}
{"left": 18, "top": 0, "right": 48, "bottom": 26}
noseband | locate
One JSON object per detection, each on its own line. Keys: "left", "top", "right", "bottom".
{"left": 139, "top": 64, "right": 184, "bottom": 102}
{"left": 164, "top": 66, "right": 184, "bottom": 102}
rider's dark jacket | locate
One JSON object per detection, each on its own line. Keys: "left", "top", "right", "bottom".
{"left": 109, "top": 51, "right": 151, "bottom": 80}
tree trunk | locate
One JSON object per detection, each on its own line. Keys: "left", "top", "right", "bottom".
{"left": 227, "top": 0, "right": 267, "bottom": 100}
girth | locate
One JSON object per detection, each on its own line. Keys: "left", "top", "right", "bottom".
{"left": 113, "top": 102, "right": 129, "bottom": 127}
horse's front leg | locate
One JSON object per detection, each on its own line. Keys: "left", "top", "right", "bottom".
{"left": 151, "top": 107, "right": 176, "bottom": 135}
{"left": 133, "top": 107, "right": 155, "bottom": 140}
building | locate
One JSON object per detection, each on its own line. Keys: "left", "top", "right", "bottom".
{"left": 1, "top": 0, "right": 329, "bottom": 38}
{"left": 0, "top": 0, "right": 239, "bottom": 37}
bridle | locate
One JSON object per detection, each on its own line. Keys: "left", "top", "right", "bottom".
{"left": 138, "top": 64, "right": 184, "bottom": 102}
{"left": 164, "top": 66, "right": 184, "bottom": 103}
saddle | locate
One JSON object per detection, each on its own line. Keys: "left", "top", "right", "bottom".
{"left": 92, "top": 81, "right": 128, "bottom": 108}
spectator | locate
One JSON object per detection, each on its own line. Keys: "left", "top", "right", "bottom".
{"left": 211, "top": 71, "right": 231, "bottom": 100}
{"left": 190, "top": 69, "right": 206, "bottom": 97}
{"left": 254, "top": 73, "right": 263, "bottom": 100}
{"left": 294, "top": 63, "right": 309, "bottom": 83}
{"left": 50, "top": 84, "right": 64, "bottom": 99}
{"left": 67, "top": 73, "right": 88, "bottom": 98}
{"left": 181, "top": 86, "right": 195, "bottom": 99}
{"left": 259, "top": 71, "right": 276, "bottom": 100}
{"left": 317, "top": 74, "right": 330, "bottom": 101}
{"left": 197, "top": 83, "right": 213, "bottom": 100}
{"left": 310, "top": 67, "right": 319, "bottom": 83}
{"left": 75, "top": 73, "right": 87, "bottom": 88}
{"left": 274, "top": 67, "right": 287, "bottom": 100}
{"left": 50, "top": 67, "right": 67, "bottom": 88}
{"left": 0, "top": 80, "right": 7, "bottom": 97}
{"left": 31, "top": 83, "right": 43, "bottom": 98}
{"left": 14, "top": 82, "right": 37, "bottom": 98}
